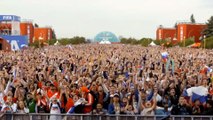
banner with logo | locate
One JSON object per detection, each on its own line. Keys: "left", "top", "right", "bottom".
{"left": 0, "top": 35, "right": 28, "bottom": 51}
{"left": 0, "top": 15, "right": 20, "bottom": 22}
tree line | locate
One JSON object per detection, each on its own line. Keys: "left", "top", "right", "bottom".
{"left": 29, "top": 36, "right": 89, "bottom": 48}
{"left": 29, "top": 15, "right": 213, "bottom": 49}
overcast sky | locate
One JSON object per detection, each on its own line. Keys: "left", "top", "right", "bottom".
{"left": 1, "top": 0, "right": 213, "bottom": 39}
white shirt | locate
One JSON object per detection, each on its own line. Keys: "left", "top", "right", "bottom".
{"left": 1, "top": 103, "right": 17, "bottom": 113}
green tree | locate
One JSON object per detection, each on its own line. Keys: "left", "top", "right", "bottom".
{"left": 178, "top": 37, "right": 194, "bottom": 47}
{"left": 174, "top": 23, "right": 178, "bottom": 29}
{"left": 203, "top": 16, "right": 213, "bottom": 38}
{"left": 34, "top": 23, "right": 39, "bottom": 28}
{"left": 29, "top": 41, "right": 40, "bottom": 48}
{"left": 47, "top": 39, "right": 57, "bottom": 45}
{"left": 120, "top": 37, "right": 138, "bottom": 44}
{"left": 52, "top": 29, "right": 57, "bottom": 40}
{"left": 190, "top": 14, "right": 196, "bottom": 23}
{"left": 201, "top": 36, "right": 213, "bottom": 49}
{"left": 154, "top": 40, "right": 161, "bottom": 45}
{"left": 140, "top": 38, "right": 153, "bottom": 47}
{"left": 57, "top": 36, "right": 86, "bottom": 45}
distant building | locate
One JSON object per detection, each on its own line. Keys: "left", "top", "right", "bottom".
{"left": 20, "top": 21, "right": 34, "bottom": 43}
{"left": 34, "top": 27, "right": 53, "bottom": 43}
{"left": 177, "top": 23, "right": 206, "bottom": 43}
{"left": 156, "top": 27, "right": 176, "bottom": 41}
{"left": 0, "top": 15, "right": 56, "bottom": 50}
{"left": 94, "top": 31, "right": 120, "bottom": 44}
{"left": 156, "top": 22, "right": 207, "bottom": 43}
{"left": 0, "top": 15, "right": 28, "bottom": 51}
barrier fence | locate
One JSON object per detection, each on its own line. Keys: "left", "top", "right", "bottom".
{"left": 0, "top": 114, "right": 212, "bottom": 120}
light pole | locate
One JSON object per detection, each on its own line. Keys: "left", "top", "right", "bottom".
{"left": 173, "top": 37, "right": 177, "bottom": 44}
{"left": 204, "top": 35, "right": 206, "bottom": 49}
{"left": 39, "top": 37, "right": 42, "bottom": 48}
{"left": 183, "top": 36, "right": 186, "bottom": 47}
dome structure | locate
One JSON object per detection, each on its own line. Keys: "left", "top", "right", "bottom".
{"left": 94, "top": 31, "right": 120, "bottom": 43}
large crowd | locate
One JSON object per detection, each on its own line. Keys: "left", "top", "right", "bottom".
{"left": 0, "top": 44, "right": 213, "bottom": 118}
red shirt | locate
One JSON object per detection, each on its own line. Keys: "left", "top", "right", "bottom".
{"left": 83, "top": 93, "right": 94, "bottom": 113}
{"left": 47, "top": 90, "right": 60, "bottom": 99}
{"left": 65, "top": 98, "right": 74, "bottom": 112}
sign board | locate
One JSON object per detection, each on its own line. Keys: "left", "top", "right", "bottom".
{"left": 0, "top": 15, "right": 21, "bottom": 22}
{"left": 0, "top": 35, "right": 28, "bottom": 51}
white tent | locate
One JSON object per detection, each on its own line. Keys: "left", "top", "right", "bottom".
{"left": 54, "top": 40, "right": 60, "bottom": 45}
{"left": 149, "top": 41, "right": 157, "bottom": 46}
{"left": 99, "top": 40, "right": 111, "bottom": 44}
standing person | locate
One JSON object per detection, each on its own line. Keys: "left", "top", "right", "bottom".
{"left": 191, "top": 99, "right": 204, "bottom": 115}
{"left": 140, "top": 91, "right": 157, "bottom": 116}
{"left": 26, "top": 93, "right": 36, "bottom": 113}
{"left": 49, "top": 97, "right": 61, "bottom": 120}
{"left": 1, "top": 96, "right": 17, "bottom": 120}
{"left": 36, "top": 91, "right": 49, "bottom": 113}
{"left": 202, "top": 100, "right": 213, "bottom": 115}
{"left": 124, "top": 105, "right": 136, "bottom": 115}
{"left": 16, "top": 100, "right": 29, "bottom": 113}
{"left": 108, "top": 93, "right": 123, "bottom": 114}
{"left": 96, "top": 85, "right": 109, "bottom": 110}
{"left": 91, "top": 103, "right": 107, "bottom": 115}
{"left": 171, "top": 96, "right": 192, "bottom": 115}
{"left": 1, "top": 96, "right": 17, "bottom": 113}
{"left": 16, "top": 100, "right": 30, "bottom": 120}
{"left": 81, "top": 86, "right": 94, "bottom": 113}
{"left": 89, "top": 83, "right": 98, "bottom": 110}
{"left": 140, "top": 100, "right": 156, "bottom": 116}
{"left": 36, "top": 91, "right": 49, "bottom": 120}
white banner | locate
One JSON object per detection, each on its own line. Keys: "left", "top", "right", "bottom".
{"left": 11, "top": 21, "right": 20, "bottom": 35}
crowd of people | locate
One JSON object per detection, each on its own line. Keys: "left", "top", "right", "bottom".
{"left": 0, "top": 44, "right": 212, "bottom": 118}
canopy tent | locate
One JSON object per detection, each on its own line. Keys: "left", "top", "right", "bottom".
{"left": 99, "top": 40, "right": 111, "bottom": 44}
{"left": 149, "top": 41, "right": 157, "bottom": 46}
{"left": 54, "top": 40, "right": 60, "bottom": 45}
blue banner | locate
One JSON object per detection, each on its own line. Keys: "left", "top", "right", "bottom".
{"left": 0, "top": 35, "right": 28, "bottom": 51}
{"left": 0, "top": 15, "right": 20, "bottom": 22}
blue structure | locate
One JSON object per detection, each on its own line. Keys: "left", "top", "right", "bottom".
{"left": 0, "top": 35, "right": 28, "bottom": 51}
{"left": 0, "top": 15, "right": 20, "bottom": 22}
{"left": 94, "top": 31, "right": 120, "bottom": 43}
{"left": 0, "top": 15, "right": 28, "bottom": 51}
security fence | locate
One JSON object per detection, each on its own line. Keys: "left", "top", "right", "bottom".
{"left": 0, "top": 114, "right": 212, "bottom": 120}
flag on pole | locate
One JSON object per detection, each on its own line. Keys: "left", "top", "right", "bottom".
{"left": 13, "top": 68, "right": 17, "bottom": 79}
{"left": 172, "top": 59, "right": 175, "bottom": 74}
{"left": 161, "top": 52, "right": 169, "bottom": 62}
{"left": 204, "top": 65, "right": 212, "bottom": 73}
{"left": 161, "top": 52, "right": 169, "bottom": 59}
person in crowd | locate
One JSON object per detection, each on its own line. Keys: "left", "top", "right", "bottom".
{"left": 202, "top": 100, "right": 213, "bottom": 115}
{"left": 124, "top": 105, "right": 136, "bottom": 115}
{"left": 81, "top": 86, "right": 94, "bottom": 113}
{"left": 141, "top": 96, "right": 157, "bottom": 115}
{"left": 26, "top": 92, "right": 36, "bottom": 113}
{"left": 16, "top": 100, "right": 29, "bottom": 113}
{"left": 91, "top": 103, "right": 107, "bottom": 115}
{"left": 171, "top": 96, "right": 192, "bottom": 115}
{"left": 49, "top": 97, "right": 61, "bottom": 120}
{"left": 108, "top": 93, "right": 124, "bottom": 114}
{"left": 1, "top": 96, "right": 17, "bottom": 113}
{"left": 191, "top": 99, "right": 204, "bottom": 115}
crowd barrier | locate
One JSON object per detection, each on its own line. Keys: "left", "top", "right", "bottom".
{"left": 0, "top": 113, "right": 212, "bottom": 120}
